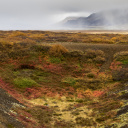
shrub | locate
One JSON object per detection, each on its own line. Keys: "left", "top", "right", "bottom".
{"left": 48, "top": 57, "right": 61, "bottom": 64}
{"left": 84, "top": 49, "right": 105, "bottom": 61}
{"left": 112, "top": 68, "right": 128, "bottom": 81}
{"left": 75, "top": 78, "right": 101, "bottom": 90}
{"left": 49, "top": 44, "right": 68, "bottom": 57}
{"left": 97, "top": 72, "right": 112, "bottom": 82}
{"left": 31, "top": 44, "right": 50, "bottom": 53}
{"left": 96, "top": 111, "right": 116, "bottom": 123}
{"left": 7, "top": 124, "right": 15, "bottom": 128}
{"left": 94, "top": 56, "right": 106, "bottom": 63}
{"left": 14, "top": 78, "right": 37, "bottom": 88}
{"left": 10, "top": 31, "right": 27, "bottom": 38}
{"left": 110, "top": 61, "right": 122, "bottom": 70}
{"left": 54, "top": 120, "right": 75, "bottom": 128}
{"left": 121, "top": 59, "right": 128, "bottom": 65}
{"left": 24, "top": 106, "right": 53, "bottom": 127}
{"left": 68, "top": 50, "right": 84, "bottom": 57}
{"left": 85, "top": 49, "right": 96, "bottom": 58}
{"left": 75, "top": 117, "right": 96, "bottom": 126}
{"left": 87, "top": 73, "right": 96, "bottom": 78}
{"left": 61, "top": 77, "right": 76, "bottom": 86}
{"left": 95, "top": 50, "right": 105, "bottom": 57}
{"left": 114, "top": 51, "right": 128, "bottom": 64}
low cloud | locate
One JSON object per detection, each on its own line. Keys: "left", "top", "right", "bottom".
{"left": 0, "top": 0, "right": 127, "bottom": 29}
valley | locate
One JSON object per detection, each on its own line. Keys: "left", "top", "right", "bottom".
{"left": 0, "top": 30, "right": 128, "bottom": 128}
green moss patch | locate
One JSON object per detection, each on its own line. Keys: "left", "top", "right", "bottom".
{"left": 14, "top": 77, "right": 37, "bottom": 88}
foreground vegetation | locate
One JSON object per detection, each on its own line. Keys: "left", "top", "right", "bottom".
{"left": 0, "top": 31, "right": 128, "bottom": 128}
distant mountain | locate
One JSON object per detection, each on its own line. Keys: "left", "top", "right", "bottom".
{"left": 58, "top": 9, "right": 128, "bottom": 30}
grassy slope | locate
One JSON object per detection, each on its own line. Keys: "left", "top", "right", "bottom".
{"left": 0, "top": 31, "right": 128, "bottom": 128}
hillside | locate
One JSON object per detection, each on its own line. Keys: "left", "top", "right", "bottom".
{"left": 59, "top": 9, "right": 128, "bottom": 29}
{"left": 0, "top": 31, "right": 128, "bottom": 128}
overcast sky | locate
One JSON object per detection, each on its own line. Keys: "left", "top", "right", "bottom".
{"left": 0, "top": 0, "right": 128, "bottom": 30}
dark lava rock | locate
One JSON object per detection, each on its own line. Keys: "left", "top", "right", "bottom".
{"left": 0, "top": 88, "right": 24, "bottom": 127}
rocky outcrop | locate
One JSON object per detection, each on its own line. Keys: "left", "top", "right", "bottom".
{"left": 0, "top": 88, "right": 24, "bottom": 128}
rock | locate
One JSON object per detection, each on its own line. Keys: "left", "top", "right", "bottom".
{"left": 0, "top": 88, "right": 24, "bottom": 127}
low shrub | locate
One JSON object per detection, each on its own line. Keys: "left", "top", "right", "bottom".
{"left": 75, "top": 117, "right": 96, "bottom": 126}
{"left": 49, "top": 44, "right": 68, "bottom": 57}
{"left": 8, "top": 49, "right": 30, "bottom": 59}
{"left": 94, "top": 56, "right": 106, "bottom": 64}
{"left": 121, "top": 59, "right": 128, "bottom": 65}
{"left": 48, "top": 57, "right": 61, "bottom": 64}
{"left": 76, "top": 78, "right": 101, "bottom": 90}
{"left": 67, "top": 50, "right": 84, "bottom": 57}
{"left": 14, "top": 77, "right": 37, "bottom": 88}
{"left": 96, "top": 111, "right": 116, "bottom": 123}
{"left": 95, "top": 50, "right": 105, "bottom": 57}
{"left": 87, "top": 73, "right": 96, "bottom": 78}
{"left": 31, "top": 44, "right": 50, "bottom": 53}
{"left": 85, "top": 49, "right": 96, "bottom": 59}
{"left": 29, "top": 106, "right": 53, "bottom": 125}
{"left": 83, "top": 49, "right": 106, "bottom": 63}
{"left": 61, "top": 76, "right": 76, "bottom": 86}
{"left": 54, "top": 120, "right": 75, "bottom": 128}
{"left": 10, "top": 31, "right": 27, "bottom": 38}
{"left": 114, "top": 51, "right": 128, "bottom": 64}
{"left": 112, "top": 68, "right": 128, "bottom": 81}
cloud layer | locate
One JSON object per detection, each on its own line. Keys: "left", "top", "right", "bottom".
{"left": 0, "top": 0, "right": 128, "bottom": 29}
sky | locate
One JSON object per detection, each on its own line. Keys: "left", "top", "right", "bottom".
{"left": 0, "top": 0, "right": 128, "bottom": 30}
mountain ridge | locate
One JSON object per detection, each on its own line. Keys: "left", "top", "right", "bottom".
{"left": 58, "top": 9, "right": 128, "bottom": 30}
